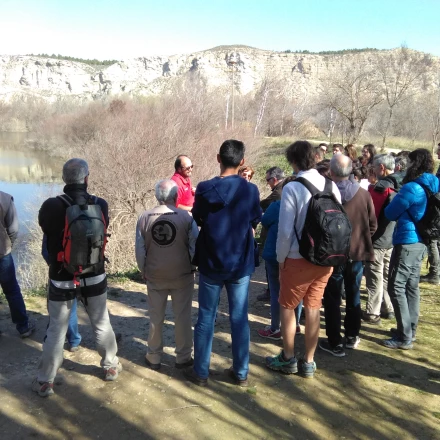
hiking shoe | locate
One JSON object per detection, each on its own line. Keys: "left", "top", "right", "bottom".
{"left": 319, "top": 339, "right": 346, "bottom": 357}
{"left": 225, "top": 366, "right": 248, "bottom": 387}
{"left": 257, "top": 290, "right": 270, "bottom": 301}
{"left": 175, "top": 358, "right": 194, "bottom": 369}
{"left": 362, "top": 311, "right": 381, "bottom": 325}
{"left": 381, "top": 311, "right": 395, "bottom": 320}
{"left": 346, "top": 336, "right": 360, "bottom": 349}
{"left": 183, "top": 367, "right": 208, "bottom": 387}
{"left": 296, "top": 325, "right": 301, "bottom": 335}
{"left": 32, "top": 378, "right": 54, "bottom": 397}
{"left": 419, "top": 274, "right": 440, "bottom": 284}
{"left": 104, "top": 362, "right": 123, "bottom": 381}
{"left": 390, "top": 327, "right": 416, "bottom": 342}
{"left": 383, "top": 337, "right": 413, "bottom": 350}
{"left": 265, "top": 351, "right": 298, "bottom": 374}
{"left": 19, "top": 319, "right": 36, "bottom": 339}
{"left": 298, "top": 358, "right": 316, "bottom": 379}
{"left": 145, "top": 357, "right": 161, "bottom": 371}
{"left": 257, "top": 326, "right": 281, "bottom": 340}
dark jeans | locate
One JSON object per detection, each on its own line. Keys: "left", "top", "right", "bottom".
{"left": 323, "top": 260, "right": 364, "bottom": 347}
{"left": 0, "top": 253, "right": 28, "bottom": 332}
{"left": 388, "top": 243, "right": 426, "bottom": 341}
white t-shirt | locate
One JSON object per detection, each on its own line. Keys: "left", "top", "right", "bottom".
{"left": 276, "top": 169, "right": 342, "bottom": 262}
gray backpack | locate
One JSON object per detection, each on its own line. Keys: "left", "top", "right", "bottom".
{"left": 57, "top": 195, "right": 108, "bottom": 282}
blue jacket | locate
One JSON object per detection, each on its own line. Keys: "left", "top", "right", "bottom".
{"left": 261, "top": 200, "right": 280, "bottom": 263}
{"left": 385, "top": 173, "right": 439, "bottom": 245}
{"left": 192, "top": 175, "right": 261, "bottom": 280}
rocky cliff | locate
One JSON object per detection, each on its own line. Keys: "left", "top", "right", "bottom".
{"left": 1, "top": 46, "right": 438, "bottom": 102}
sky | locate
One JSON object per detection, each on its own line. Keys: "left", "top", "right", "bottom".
{"left": 1, "top": 0, "right": 439, "bottom": 60}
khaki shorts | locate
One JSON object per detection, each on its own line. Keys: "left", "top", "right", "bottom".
{"left": 279, "top": 258, "right": 333, "bottom": 310}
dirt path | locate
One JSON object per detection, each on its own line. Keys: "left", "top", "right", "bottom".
{"left": 1, "top": 264, "right": 439, "bottom": 440}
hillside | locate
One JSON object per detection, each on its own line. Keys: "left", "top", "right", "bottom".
{"left": 1, "top": 46, "right": 438, "bottom": 102}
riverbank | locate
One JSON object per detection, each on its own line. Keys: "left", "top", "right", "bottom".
{"left": 0, "top": 263, "right": 439, "bottom": 439}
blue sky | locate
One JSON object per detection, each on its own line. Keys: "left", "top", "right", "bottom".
{"left": 1, "top": 0, "right": 439, "bottom": 59}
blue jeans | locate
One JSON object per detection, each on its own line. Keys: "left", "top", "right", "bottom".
{"left": 0, "top": 253, "right": 28, "bottom": 332}
{"left": 323, "top": 260, "right": 364, "bottom": 346}
{"left": 266, "top": 260, "right": 302, "bottom": 331}
{"left": 66, "top": 298, "right": 81, "bottom": 347}
{"left": 194, "top": 273, "right": 250, "bottom": 380}
{"left": 388, "top": 243, "right": 426, "bottom": 341}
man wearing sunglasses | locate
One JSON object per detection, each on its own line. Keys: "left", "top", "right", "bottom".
{"left": 171, "top": 155, "right": 195, "bottom": 211}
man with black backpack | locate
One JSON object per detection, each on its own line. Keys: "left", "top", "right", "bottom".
{"left": 33, "top": 159, "right": 121, "bottom": 397}
{"left": 319, "top": 154, "right": 377, "bottom": 357}
{"left": 265, "top": 141, "right": 343, "bottom": 379}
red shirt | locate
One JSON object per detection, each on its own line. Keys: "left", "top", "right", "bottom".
{"left": 171, "top": 172, "right": 194, "bottom": 208}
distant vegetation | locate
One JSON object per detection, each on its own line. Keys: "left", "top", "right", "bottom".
{"left": 284, "top": 48, "right": 380, "bottom": 55}
{"left": 26, "top": 53, "right": 118, "bottom": 66}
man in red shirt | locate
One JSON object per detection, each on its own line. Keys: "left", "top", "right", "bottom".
{"left": 171, "top": 155, "right": 195, "bottom": 211}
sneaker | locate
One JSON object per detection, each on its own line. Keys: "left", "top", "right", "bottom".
{"left": 68, "top": 345, "right": 80, "bottom": 353}
{"left": 381, "top": 311, "right": 395, "bottom": 320}
{"left": 257, "top": 290, "right": 270, "bottom": 301}
{"left": 104, "top": 362, "right": 123, "bottom": 381}
{"left": 32, "top": 378, "right": 54, "bottom": 397}
{"left": 175, "top": 358, "right": 194, "bottom": 369}
{"left": 183, "top": 367, "right": 208, "bottom": 387}
{"left": 145, "top": 357, "right": 161, "bottom": 371}
{"left": 362, "top": 311, "right": 381, "bottom": 325}
{"left": 296, "top": 325, "right": 301, "bottom": 335}
{"left": 390, "top": 327, "right": 416, "bottom": 342}
{"left": 265, "top": 351, "right": 298, "bottom": 374}
{"left": 383, "top": 337, "right": 413, "bottom": 350}
{"left": 298, "top": 358, "right": 316, "bottom": 379}
{"left": 19, "top": 319, "right": 36, "bottom": 339}
{"left": 319, "top": 339, "right": 346, "bottom": 357}
{"left": 346, "top": 336, "right": 360, "bottom": 349}
{"left": 419, "top": 274, "right": 440, "bottom": 284}
{"left": 225, "top": 366, "right": 248, "bottom": 387}
{"left": 257, "top": 326, "right": 281, "bottom": 340}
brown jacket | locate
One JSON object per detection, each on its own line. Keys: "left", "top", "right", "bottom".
{"left": 337, "top": 182, "right": 377, "bottom": 262}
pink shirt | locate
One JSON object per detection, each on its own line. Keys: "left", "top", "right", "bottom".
{"left": 171, "top": 172, "right": 194, "bottom": 208}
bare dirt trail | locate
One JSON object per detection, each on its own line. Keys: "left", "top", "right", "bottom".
{"left": 0, "top": 264, "right": 439, "bottom": 440}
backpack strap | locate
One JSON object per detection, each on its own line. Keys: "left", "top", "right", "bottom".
{"left": 295, "top": 177, "right": 320, "bottom": 196}
{"left": 56, "top": 194, "right": 74, "bottom": 207}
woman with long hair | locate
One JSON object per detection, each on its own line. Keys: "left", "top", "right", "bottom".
{"left": 361, "top": 144, "right": 376, "bottom": 167}
{"left": 383, "top": 149, "right": 439, "bottom": 349}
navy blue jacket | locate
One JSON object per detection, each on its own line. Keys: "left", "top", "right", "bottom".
{"left": 192, "top": 175, "right": 261, "bottom": 280}
{"left": 385, "top": 173, "right": 439, "bottom": 245}
{"left": 261, "top": 200, "right": 280, "bottom": 263}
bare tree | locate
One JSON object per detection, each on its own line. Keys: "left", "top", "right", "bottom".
{"left": 376, "top": 47, "right": 430, "bottom": 149}
{"left": 319, "top": 55, "right": 384, "bottom": 143}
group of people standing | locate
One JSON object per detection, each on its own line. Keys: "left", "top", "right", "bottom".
{"left": 0, "top": 139, "right": 437, "bottom": 397}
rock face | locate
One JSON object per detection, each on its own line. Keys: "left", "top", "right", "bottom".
{"left": 0, "top": 46, "right": 438, "bottom": 102}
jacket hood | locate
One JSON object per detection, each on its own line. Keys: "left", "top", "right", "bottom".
{"left": 336, "top": 180, "right": 360, "bottom": 204}
{"left": 414, "top": 172, "right": 439, "bottom": 193}
{"left": 374, "top": 176, "right": 397, "bottom": 193}
{"left": 64, "top": 183, "right": 90, "bottom": 205}
{"left": 196, "top": 175, "right": 244, "bottom": 207}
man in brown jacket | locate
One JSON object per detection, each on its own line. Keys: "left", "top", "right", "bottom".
{"left": 135, "top": 179, "right": 199, "bottom": 370}
{"left": 319, "top": 154, "right": 377, "bottom": 357}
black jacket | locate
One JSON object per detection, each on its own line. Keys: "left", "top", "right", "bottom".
{"left": 39, "top": 184, "right": 109, "bottom": 300}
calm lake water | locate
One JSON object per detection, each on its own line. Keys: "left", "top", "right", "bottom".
{"left": 0, "top": 132, "right": 62, "bottom": 224}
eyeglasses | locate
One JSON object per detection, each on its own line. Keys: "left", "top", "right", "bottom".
{"left": 181, "top": 165, "right": 194, "bottom": 171}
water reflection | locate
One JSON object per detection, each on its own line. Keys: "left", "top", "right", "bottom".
{"left": 0, "top": 132, "right": 62, "bottom": 183}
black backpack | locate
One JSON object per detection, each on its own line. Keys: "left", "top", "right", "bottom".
{"left": 56, "top": 194, "right": 108, "bottom": 282}
{"left": 410, "top": 183, "right": 440, "bottom": 240}
{"left": 294, "top": 177, "right": 352, "bottom": 266}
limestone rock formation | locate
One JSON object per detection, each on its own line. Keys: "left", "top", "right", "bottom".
{"left": 0, "top": 46, "right": 438, "bottom": 102}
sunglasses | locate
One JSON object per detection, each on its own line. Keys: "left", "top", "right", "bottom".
{"left": 181, "top": 165, "right": 194, "bottom": 171}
